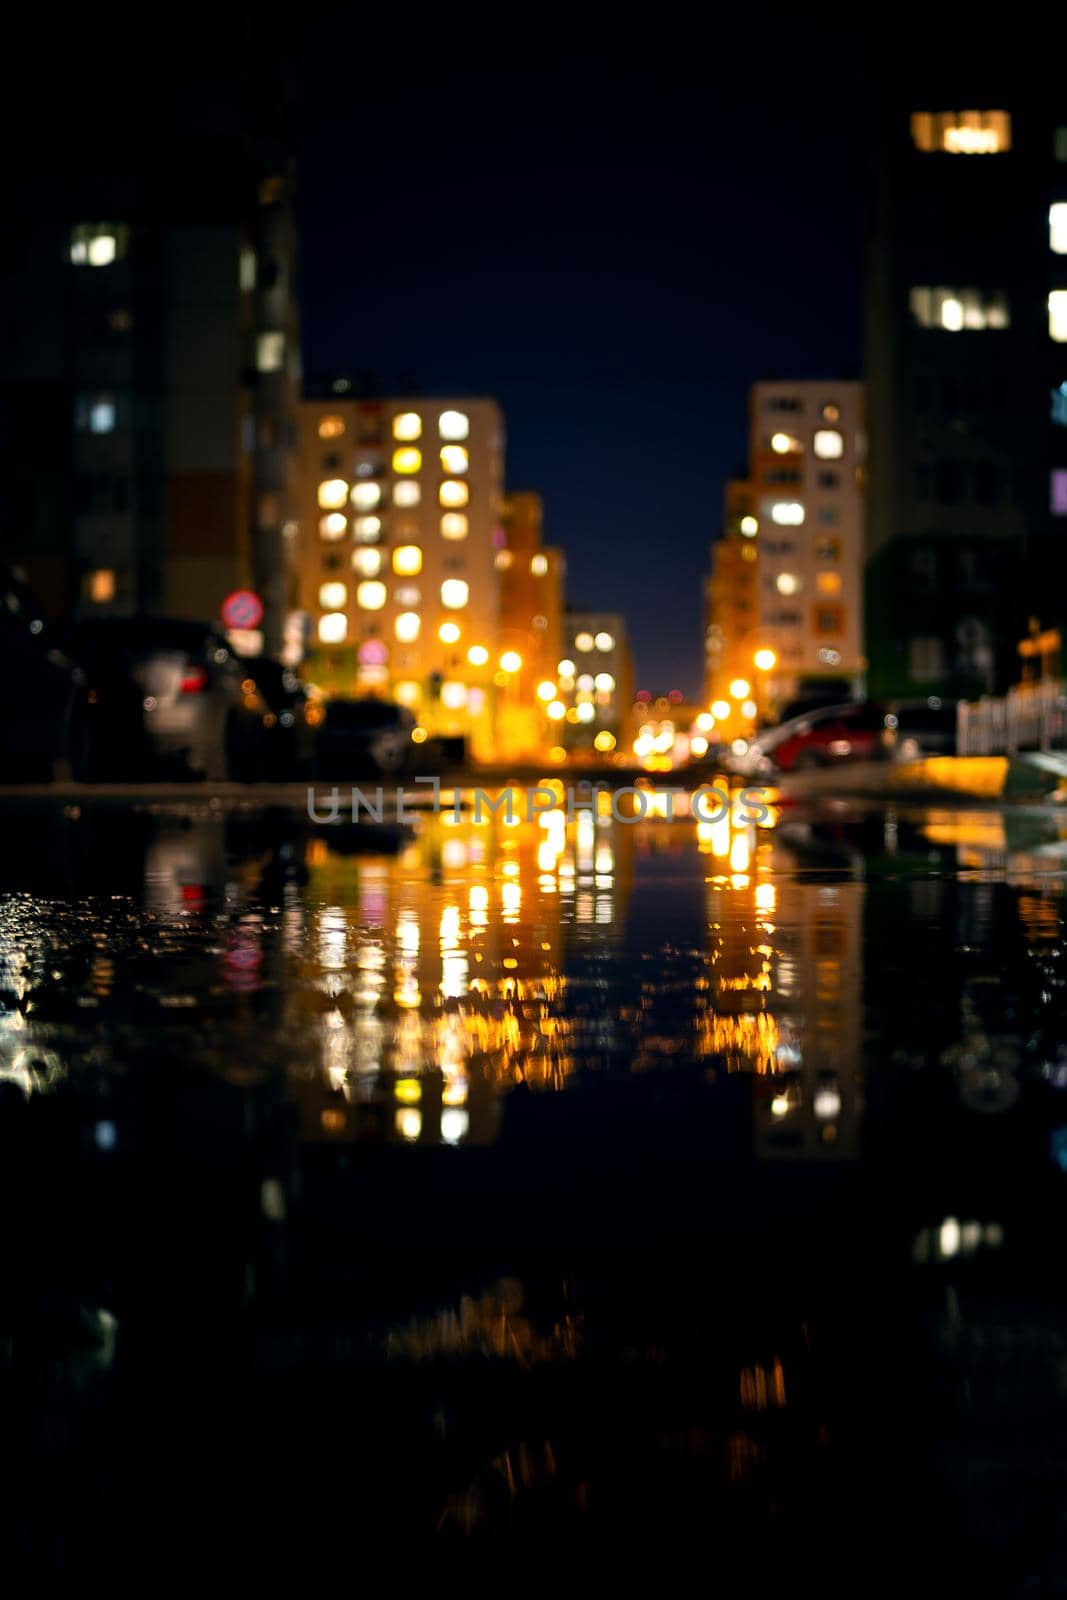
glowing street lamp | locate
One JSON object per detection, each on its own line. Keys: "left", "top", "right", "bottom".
{"left": 754, "top": 648, "right": 777, "bottom": 672}
{"left": 499, "top": 650, "right": 522, "bottom": 673}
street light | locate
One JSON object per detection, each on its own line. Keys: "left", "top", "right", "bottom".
{"left": 754, "top": 648, "right": 777, "bottom": 672}
{"left": 500, "top": 650, "right": 522, "bottom": 673}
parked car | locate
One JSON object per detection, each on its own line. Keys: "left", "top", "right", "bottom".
{"left": 245, "top": 658, "right": 316, "bottom": 779}
{"left": 313, "top": 698, "right": 417, "bottom": 778}
{"left": 884, "top": 698, "right": 957, "bottom": 760}
{"left": 0, "top": 569, "right": 87, "bottom": 781}
{"left": 727, "top": 701, "right": 890, "bottom": 777}
{"left": 59, "top": 618, "right": 273, "bottom": 781}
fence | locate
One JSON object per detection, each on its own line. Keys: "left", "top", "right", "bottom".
{"left": 957, "top": 678, "right": 1067, "bottom": 755}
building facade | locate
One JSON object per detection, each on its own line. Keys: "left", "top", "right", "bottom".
{"left": 296, "top": 395, "right": 505, "bottom": 758}
{"left": 496, "top": 491, "right": 566, "bottom": 760}
{"left": 558, "top": 612, "right": 633, "bottom": 757}
{"left": 865, "top": 97, "right": 1067, "bottom": 698}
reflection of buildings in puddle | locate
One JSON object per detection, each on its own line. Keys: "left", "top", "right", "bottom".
{"left": 921, "top": 808, "right": 1067, "bottom": 889}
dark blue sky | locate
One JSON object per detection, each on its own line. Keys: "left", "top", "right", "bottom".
{"left": 297, "top": 28, "right": 864, "bottom": 695}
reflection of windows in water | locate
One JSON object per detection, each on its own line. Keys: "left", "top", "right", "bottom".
{"left": 813, "top": 925, "right": 844, "bottom": 958}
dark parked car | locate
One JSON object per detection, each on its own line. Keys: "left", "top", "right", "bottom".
{"left": 313, "top": 698, "right": 417, "bottom": 778}
{"left": 246, "top": 659, "right": 316, "bottom": 779}
{"left": 60, "top": 618, "right": 273, "bottom": 781}
{"left": 885, "top": 698, "right": 958, "bottom": 760}
{"left": 730, "top": 701, "right": 890, "bottom": 776}
{"left": 0, "top": 569, "right": 86, "bottom": 781}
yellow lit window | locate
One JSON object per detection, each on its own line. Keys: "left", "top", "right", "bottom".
{"left": 353, "top": 515, "right": 381, "bottom": 542}
{"left": 395, "top": 611, "right": 420, "bottom": 643}
{"left": 256, "top": 332, "right": 285, "bottom": 372}
{"left": 494, "top": 550, "right": 512, "bottom": 570}
{"left": 594, "top": 631, "right": 614, "bottom": 651}
{"left": 1051, "top": 292, "right": 1067, "bottom": 342}
{"left": 350, "top": 482, "right": 382, "bottom": 510}
{"left": 440, "top": 479, "right": 469, "bottom": 508}
{"left": 440, "top": 579, "right": 469, "bottom": 609}
{"left": 89, "top": 569, "right": 115, "bottom": 603}
{"left": 817, "top": 570, "right": 842, "bottom": 595}
{"left": 395, "top": 681, "right": 421, "bottom": 707}
{"left": 574, "top": 631, "right": 594, "bottom": 652}
{"left": 318, "top": 478, "right": 348, "bottom": 509}
{"left": 440, "top": 444, "right": 469, "bottom": 474}
{"left": 393, "top": 480, "right": 420, "bottom": 507}
{"left": 352, "top": 548, "right": 382, "bottom": 576}
{"left": 530, "top": 553, "right": 548, "bottom": 576}
{"left": 357, "top": 581, "right": 387, "bottom": 610}
{"left": 439, "top": 410, "right": 469, "bottom": 440}
{"left": 441, "top": 681, "right": 467, "bottom": 709}
{"left": 393, "top": 447, "right": 422, "bottom": 475}
{"left": 392, "top": 545, "right": 422, "bottom": 576}
{"left": 911, "top": 110, "right": 1011, "bottom": 154}
{"left": 441, "top": 513, "right": 468, "bottom": 540}
{"left": 393, "top": 412, "right": 422, "bottom": 440}
{"left": 770, "top": 432, "right": 801, "bottom": 454}
{"left": 1052, "top": 204, "right": 1067, "bottom": 255}
{"left": 319, "top": 513, "right": 347, "bottom": 539}
{"left": 319, "top": 581, "right": 347, "bottom": 609}
{"left": 439, "top": 621, "right": 462, "bottom": 643}
{"left": 318, "top": 415, "right": 346, "bottom": 439}
{"left": 318, "top": 612, "right": 347, "bottom": 644}
{"left": 594, "top": 672, "right": 615, "bottom": 691}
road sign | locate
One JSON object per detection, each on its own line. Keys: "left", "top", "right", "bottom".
{"left": 221, "top": 590, "right": 264, "bottom": 631}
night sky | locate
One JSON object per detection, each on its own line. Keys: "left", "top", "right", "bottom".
{"left": 298, "top": 26, "right": 865, "bottom": 696}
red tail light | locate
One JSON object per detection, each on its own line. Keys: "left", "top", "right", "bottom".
{"left": 179, "top": 667, "right": 209, "bottom": 694}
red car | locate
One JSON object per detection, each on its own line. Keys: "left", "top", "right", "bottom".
{"left": 754, "top": 701, "right": 890, "bottom": 773}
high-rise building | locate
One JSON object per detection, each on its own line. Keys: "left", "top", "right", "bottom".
{"left": 496, "top": 491, "right": 566, "bottom": 760}
{"left": 705, "top": 479, "right": 760, "bottom": 714}
{"left": 559, "top": 612, "right": 633, "bottom": 756}
{"left": 296, "top": 394, "right": 505, "bottom": 758}
{"left": 0, "top": 51, "right": 300, "bottom": 653}
{"left": 865, "top": 96, "right": 1067, "bottom": 698}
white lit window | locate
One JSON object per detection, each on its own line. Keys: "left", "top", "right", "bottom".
{"left": 439, "top": 410, "right": 469, "bottom": 440}
{"left": 440, "top": 479, "right": 469, "bottom": 508}
{"left": 770, "top": 502, "right": 805, "bottom": 526}
{"left": 910, "top": 287, "right": 1009, "bottom": 331}
{"left": 594, "top": 631, "right": 614, "bottom": 651}
{"left": 440, "top": 444, "right": 469, "bottom": 474}
{"left": 393, "top": 447, "right": 421, "bottom": 474}
{"left": 393, "top": 545, "right": 422, "bottom": 576}
{"left": 441, "top": 682, "right": 468, "bottom": 710}
{"left": 353, "top": 515, "right": 382, "bottom": 542}
{"left": 395, "top": 611, "right": 421, "bottom": 643}
{"left": 318, "top": 415, "right": 345, "bottom": 439}
{"left": 350, "top": 482, "right": 382, "bottom": 510}
{"left": 70, "top": 224, "right": 126, "bottom": 266}
{"left": 575, "top": 632, "right": 594, "bottom": 651}
{"left": 319, "top": 582, "right": 347, "bottom": 609}
{"left": 318, "top": 612, "right": 347, "bottom": 644}
{"left": 394, "top": 585, "right": 420, "bottom": 606}
{"left": 357, "top": 581, "right": 387, "bottom": 610}
{"left": 594, "top": 672, "right": 615, "bottom": 691}
{"left": 776, "top": 573, "right": 800, "bottom": 595}
{"left": 319, "top": 513, "right": 347, "bottom": 540}
{"left": 393, "top": 412, "right": 422, "bottom": 441}
{"left": 911, "top": 111, "right": 1011, "bottom": 154}
{"left": 256, "top": 332, "right": 285, "bottom": 372}
{"left": 89, "top": 398, "right": 116, "bottom": 434}
{"left": 1052, "top": 204, "right": 1067, "bottom": 255}
{"left": 441, "top": 513, "right": 468, "bottom": 540}
{"left": 441, "top": 579, "right": 469, "bottom": 609}
{"left": 530, "top": 553, "right": 548, "bottom": 576}
{"left": 770, "top": 432, "right": 801, "bottom": 454}
{"left": 352, "top": 548, "right": 382, "bottom": 576}
{"left": 393, "top": 480, "right": 421, "bottom": 507}
{"left": 239, "top": 248, "right": 256, "bottom": 291}
{"left": 318, "top": 479, "right": 349, "bottom": 510}
{"left": 440, "top": 622, "right": 462, "bottom": 644}
{"left": 813, "top": 429, "right": 843, "bottom": 459}
{"left": 1051, "top": 292, "right": 1067, "bottom": 343}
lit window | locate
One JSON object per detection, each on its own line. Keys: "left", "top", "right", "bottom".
{"left": 441, "top": 682, "right": 467, "bottom": 710}
{"left": 1052, "top": 205, "right": 1067, "bottom": 255}
{"left": 1053, "top": 471, "right": 1067, "bottom": 515}
{"left": 441, "top": 513, "right": 468, "bottom": 540}
{"left": 577, "top": 673, "right": 595, "bottom": 692}
{"left": 318, "top": 612, "right": 347, "bottom": 644}
{"left": 439, "top": 410, "right": 469, "bottom": 440}
{"left": 822, "top": 403, "right": 840, "bottom": 422}
{"left": 557, "top": 659, "right": 575, "bottom": 677}
{"left": 393, "top": 446, "right": 421, "bottom": 474}
{"left": 494, "top": 550, "right": 512, "bottom": 570}
{"left": 575, "top": 632, "right": 594, "bottom": 651}
{"left": 467, "top": 644, "right": 488, "bottom": 664}
{"left": 440, "top": 621, "right": 462, "bottom": 644}
{"left": 393, "top": 412, "right": 422, "bottom": 441}
{"left": 393, "top": 480, "right": 420, "bottom": 507}
{"left": 910, "top": 287, "right": 1009, "bottom": 330}
{"left": 395, "top": 681, "right": 421, "bottom": 707}
{"left": 79, "top": 396, "right": 116, "bottom": 434}
{"left": 770, "top": 502, "right": 805, "bottom": 526}
{"left": 1053, "top": 384, "right": 1067, "bottom": 426}
{"left": 70, "top": 223, "right": 126, "bottom": 266}
{"left": 357, "top": 581, "right": 387, "bottom": 610}
{"left": 530, "top": 553, "right": 548, "bottom": 576}
{"left": 440, "top": 444, "right": 469, "bottom": 474}
{"left": 594, "top": 631, "right": 614, "bottom": 651}
{"left": 594, "top": 672, "right": 615, "bottom": 691}
{"left": 770, "top": 432, "right": 801, "bottom": 454}
{"left": 319, "top": 513, "right": 347, "bottom": 540}
{"left": 816, "top": 570, "right": 843, "bottom": 595}
{"left": 256, "top": 332, "right": 285, "bottom": 372}
{"left": 353, "top": 515, "right": 382, "bottom": 542}
{"left": 813, "top": 429, "right": 843, "bottom": 459}
{"left": 318, "top": 415, "right": 345, "bottom": 439}
{"left": 350, "top": 482, "right": 382, "bottom": 510}
{"left": 911, "top": 111, "right": 1011, "bottom": 154}
{"left": 393, "top": 545, "right": 422, "bottom": 576}
{"left": 318, "top": 479, "right": 349, "bottom": 510}
{"left": 88, "top": 569, "right": 115, "bottom": 604}
{"left": 319, "top": 581, "right": 347, "bottom": 609}
{"left": 440, "top": 479, "right": 469, "bottom": 508}
{"left": 739, "top": 515, "right": 758, "bottom": 537}
{"left": 1052, "top": 292, "right": 1067, "bottom": 343}
{"left": 352, "top": 548, "right": 382, "bottom": 576}
{"left": 395, "top": 611, "right": 421, "bottom": 643}
{"left": 776, "top": 573, "right": 800, "bottom": 595}
{"left": 440, "top": 579, "right": 469, "bottom": 609}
